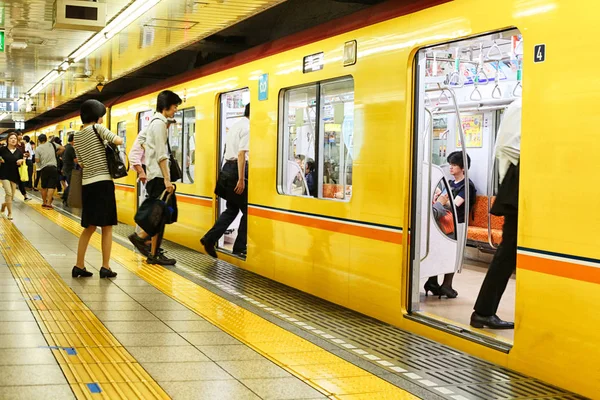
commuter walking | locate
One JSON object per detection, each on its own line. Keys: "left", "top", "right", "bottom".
{"left": 471, "top": 97, "right": 522, "bottom": 329}
{"left": 35, "top": 134, "right": 64, "bottom": 209}
{"left": 128, "top": 90, "right": 181, "bottom": 265}
{"left": 72, "top": 99, "right": 122, "bottom": 279}
{"left": 0, "top": 133, "right": 26, "bottom": 220}
{"left": 201, "top": 103, "right": 249, "bottom": 258}
{"left": 61, "top": 134, "right": 77, "bottom": 206}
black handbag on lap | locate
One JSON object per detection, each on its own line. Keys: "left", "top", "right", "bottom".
{"left": 93, "top": 125, "right": 128, "bottom": 179}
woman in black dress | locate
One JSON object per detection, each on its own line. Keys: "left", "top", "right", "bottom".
{"left": 72, "top": 100, "right": 123, "bottom": 279}
{"left": 0, "top": 133, "right": 26, "bottom": 220}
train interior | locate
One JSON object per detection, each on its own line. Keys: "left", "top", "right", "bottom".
{"left": 411, "top": 29, "right": 523, "bottom": 345}
{"left": 217, "top": 88, "right": 250, "bottom": 254}
{"left": 280, "top": 78, "right": 354, "bottom": 200}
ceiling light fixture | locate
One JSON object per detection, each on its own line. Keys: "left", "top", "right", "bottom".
{"left": 0, "top": 113, "right": 9, "bottom": 122}
{"left": 71, "top": 0, "right": 162, "bottom": 62}
{"left": 26, "top": 0, "right": 162, "bottom": 98}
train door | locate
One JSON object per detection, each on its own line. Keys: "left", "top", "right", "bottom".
{"left": 410, "top": 30, "right": 523, "bottom": 348}
{"left": 137, "top": 110, "right": 153, "bottom": 207}
{"left": 217, "top": 88, "right": 250, "bottom": 256}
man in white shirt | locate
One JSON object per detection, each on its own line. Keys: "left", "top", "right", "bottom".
{"left": 24, "top": 135, "right": 34, "bottom": 189}
{"left": 471, "top": 97, "right": 521, "bottom": 330}
{"left": 128, "top": 90, "right": 182, "bottom": 266}
{"left": 201, "top": 103, "right": 249, "bottom": 258}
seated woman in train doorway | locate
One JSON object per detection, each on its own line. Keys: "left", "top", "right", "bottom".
{"left": 425, "top": 151, "right": 476, "bottom": 299}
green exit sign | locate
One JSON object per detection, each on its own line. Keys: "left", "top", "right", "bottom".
{"left": 0, "top": 31, "right": 4, "bottom": 53}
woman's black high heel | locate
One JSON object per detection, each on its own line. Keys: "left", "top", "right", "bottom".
{"left": 72, "top": 266, "right": 93, "bottom": 278}
{"left": 100, "top": 267, "right": 117, "bottom": 279}
{"left": 439, "top": 286, "right": 458, "bottom": 299}
{"left": 424, "top": 281, "right": 442, "bottom": 297}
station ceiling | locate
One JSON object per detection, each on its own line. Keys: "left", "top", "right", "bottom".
{"left": 0, "top": 0, "right": 387, "bottom": 133}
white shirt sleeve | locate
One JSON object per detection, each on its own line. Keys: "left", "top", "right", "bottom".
{"left": 495, "top": 98, "right": 522, "bottom": 184}
{"left": 238, "top": 120, "right": 250, "bottom": 152}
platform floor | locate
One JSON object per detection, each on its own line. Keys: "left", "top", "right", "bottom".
{"left": 0, "top": 197, "right": 584, "bottom": 400}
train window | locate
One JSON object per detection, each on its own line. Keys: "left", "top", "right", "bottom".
{"left": 117, "top": 121, "right": 127, "bottom": 152}
{"left": 169, "top": 107, "right": 195, "bottom": 184}
{"left": 278, "top": 77, "right": 354, "bottom": 200}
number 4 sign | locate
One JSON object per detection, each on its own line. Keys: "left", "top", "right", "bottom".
{"left": 534, "top": 44, "right": 546, "bottom": 63}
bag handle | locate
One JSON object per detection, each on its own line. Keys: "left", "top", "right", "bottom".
{"left": 159, "top": 184, "right": 177, "bottom": 202}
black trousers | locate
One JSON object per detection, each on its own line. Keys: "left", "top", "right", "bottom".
{"left": 62, "top": 171, "right": 72, "bottom": 202}
{"left": 26, "top": 159, "right": 33, "bottom": 188}
{"left": 203, "top": 161, "right": 247, "bottom": 253}
{"left": 474, "top": 214, "right": 518, "bottom": 317}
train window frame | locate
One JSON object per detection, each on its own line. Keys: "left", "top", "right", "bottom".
{"left": 169, "top": 107, "right": 196, "bottom": 184}
{"left": 277, "top": 75, "right": 355, "bottom": 202}
{"left": 116, "top": 121, "right": 127, "bottom": 152}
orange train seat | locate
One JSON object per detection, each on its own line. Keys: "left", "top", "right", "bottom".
{"left": 468, "top": 195, "right": 504, "bottom": 246}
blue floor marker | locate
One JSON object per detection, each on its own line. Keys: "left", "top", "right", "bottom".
{"left": 32, "top": 295, "right": 42, "bottom": 301}
{"left": 87, "top": 383, "right": 102, "bottom": 394}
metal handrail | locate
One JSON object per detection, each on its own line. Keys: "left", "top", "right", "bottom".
{"left": 420, "top": 108, "right": 434, "bottom": 262}
{"left": 443, "top": 87, "right": 469, "bottom": 274}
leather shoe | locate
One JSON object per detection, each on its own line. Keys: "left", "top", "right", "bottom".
{"left": 200, "top": 238, "right": 218, "bottom": 258}
{"left": 470, "top": 312, "right": 514, "bottom": 329}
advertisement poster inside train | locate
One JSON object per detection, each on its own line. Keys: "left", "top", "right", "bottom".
{"left": 456, "top": 114, "right": 483, "bottom": 148}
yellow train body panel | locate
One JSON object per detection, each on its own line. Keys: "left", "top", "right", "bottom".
{"left": 30, "top": 1, "right": 600, "bottom": 397}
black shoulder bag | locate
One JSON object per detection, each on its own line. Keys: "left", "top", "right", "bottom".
{"left": 166, "top": 138, "right": 182, "bottom": 183}
{"left": 93, "top": 125, "right": 128, "bottom": 179}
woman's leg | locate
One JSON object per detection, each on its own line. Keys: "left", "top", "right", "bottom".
{"left": 101, "top": 226, "right": 113, "bottom": 270}
{"left": 6, "top": 182, "right": 16, "bottom": 218}
{"left": 1, "top": 180, "right": 12, "bottom": 215}
{"left": 76, "top": 226, "right": 96, "bottom": 268}
{"left": 442, "top": 273, "right": 454, "bottom": 288}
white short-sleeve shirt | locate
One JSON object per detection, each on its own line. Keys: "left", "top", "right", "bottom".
{"left": 224, "top": 117, "right": 249, "bottom": 161}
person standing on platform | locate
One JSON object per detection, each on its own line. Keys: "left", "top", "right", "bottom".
{"left": 471, "top": 97, "right": 522, "bottom": 329}
{"left": 201, "top": 103, "right": 249, "bottom": 258}
{"left": 15, "top": 133, "right": 31, "bottom": 202}
{"left": 35, "top": 134, "right": 64, "bottom": 209}
{"left": 0, "top": 133, "right": 26, "bottom": 220}
{"left": 72, "top": 100, "right": 122, "bottom": 279}
{"left": 24, "top": 136, "right": 34, "bottom": 189}
{"left": 128, "top": 90, "right": 181, "bottom": 266}
{"left": 61, "top": 134, "right": 77, "bottom": 206}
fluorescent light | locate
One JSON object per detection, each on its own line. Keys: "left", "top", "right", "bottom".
{"left": 72, "top": 0, "right": 161, "bottom": 62}
{"left": 26, "top": 0, "right": 162, "bottom": 97}
{"left": 0, "top": 113, "right": 8, "bottom": 121}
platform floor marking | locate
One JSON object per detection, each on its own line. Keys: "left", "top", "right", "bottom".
{"left": 0, "top": 217, "right": 169, "bottom": 400}
{"left": 31, "top": 204, "right": 421, "bottom": 399}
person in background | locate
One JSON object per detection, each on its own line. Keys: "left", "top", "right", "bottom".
{"left": 424, "top": 151, "right": 476, "bottom": 299}
{"left": 72, "top": 99, "right": 122, "bottom": 279}
{"left": 201, "top": 103, "right": 249, "bottom": 258}
{"left": 471, "top": 97, "right": 522, "bottom": 330}
{"left": 53, "top": 137, "right": 66, "bottom": 194}
{"left": 0, "top": 133, "right": 26, "bottom": 220}
{"left": 15, "top": 133, "right": 31, "bottom": 202}
{"left": 61, "top": 134, "right": 77, "bottom": 206}
{"left": 24, "top": 136, "right": 34, "bottom": 189}
{"left": 305, "top": 159, "right": 317, "bottom": 197}
{"left": 35, "top": 134, "right": 64, "bottom": 209}
{"left": 128, "top": 90, "right": 181, "bottom": 265}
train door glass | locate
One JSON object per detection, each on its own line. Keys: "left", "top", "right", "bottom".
{"left": 410, "top": 29, "right": 523, "bottom": 347}
{"left": 217, "top": 88, "right": 250, "bottom": 254}
{"left": 117, "top": 121, "right": 127, "bottom": 153}
{"left": 137, "top": 110, "right": 153, "bottom": 207}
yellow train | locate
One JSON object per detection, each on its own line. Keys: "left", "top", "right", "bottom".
{"left": 29, "top": 0, "right": 600, "bottom": 397}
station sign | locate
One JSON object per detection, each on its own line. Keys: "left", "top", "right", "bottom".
{"left": 303, "top": 52, "right": 324, "bottom": 73}
{"left": 258, "top": 73, "right": 268, "bottom": 101}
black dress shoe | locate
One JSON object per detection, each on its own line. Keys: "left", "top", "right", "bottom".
{"left": 129, "top": 233, "right": 150, "bottom": 257}
{"left": 147, "top": 251, "right": 177, "bottom": 266}
{"left": 72, "top": 266, "right": 93, "bottom": 278}
{"left": 439, "top": 286, "right": 458, "bottom": 299}
{"left": 424, "top": 281, "right": 441, "bottom": 296}
{"left": 200, "top": 238, "right": 218, "bottom": 258}
{"left": 99, "top": 267, "right": 117, "bottom": 279}
{"left": 470, "top": 312, "right": 514, "bottom": 329}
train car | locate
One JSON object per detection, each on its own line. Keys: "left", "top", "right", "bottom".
{"left": 28, "top": 0, "right": 599, "bottom": 397}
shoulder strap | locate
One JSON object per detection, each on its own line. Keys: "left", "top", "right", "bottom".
{"left": 92, "top": 125, "right": 105, "bottom": 147}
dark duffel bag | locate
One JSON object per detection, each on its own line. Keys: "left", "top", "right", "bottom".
{"left": 134, "top": 190, "right": 175, "bottom": 236}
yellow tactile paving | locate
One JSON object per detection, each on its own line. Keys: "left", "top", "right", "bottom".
{"left": 0, "top": 217, "right": 170, "bottom": 400}
{"left": 31, "top": 204, "right": 420, "bottom": 399}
